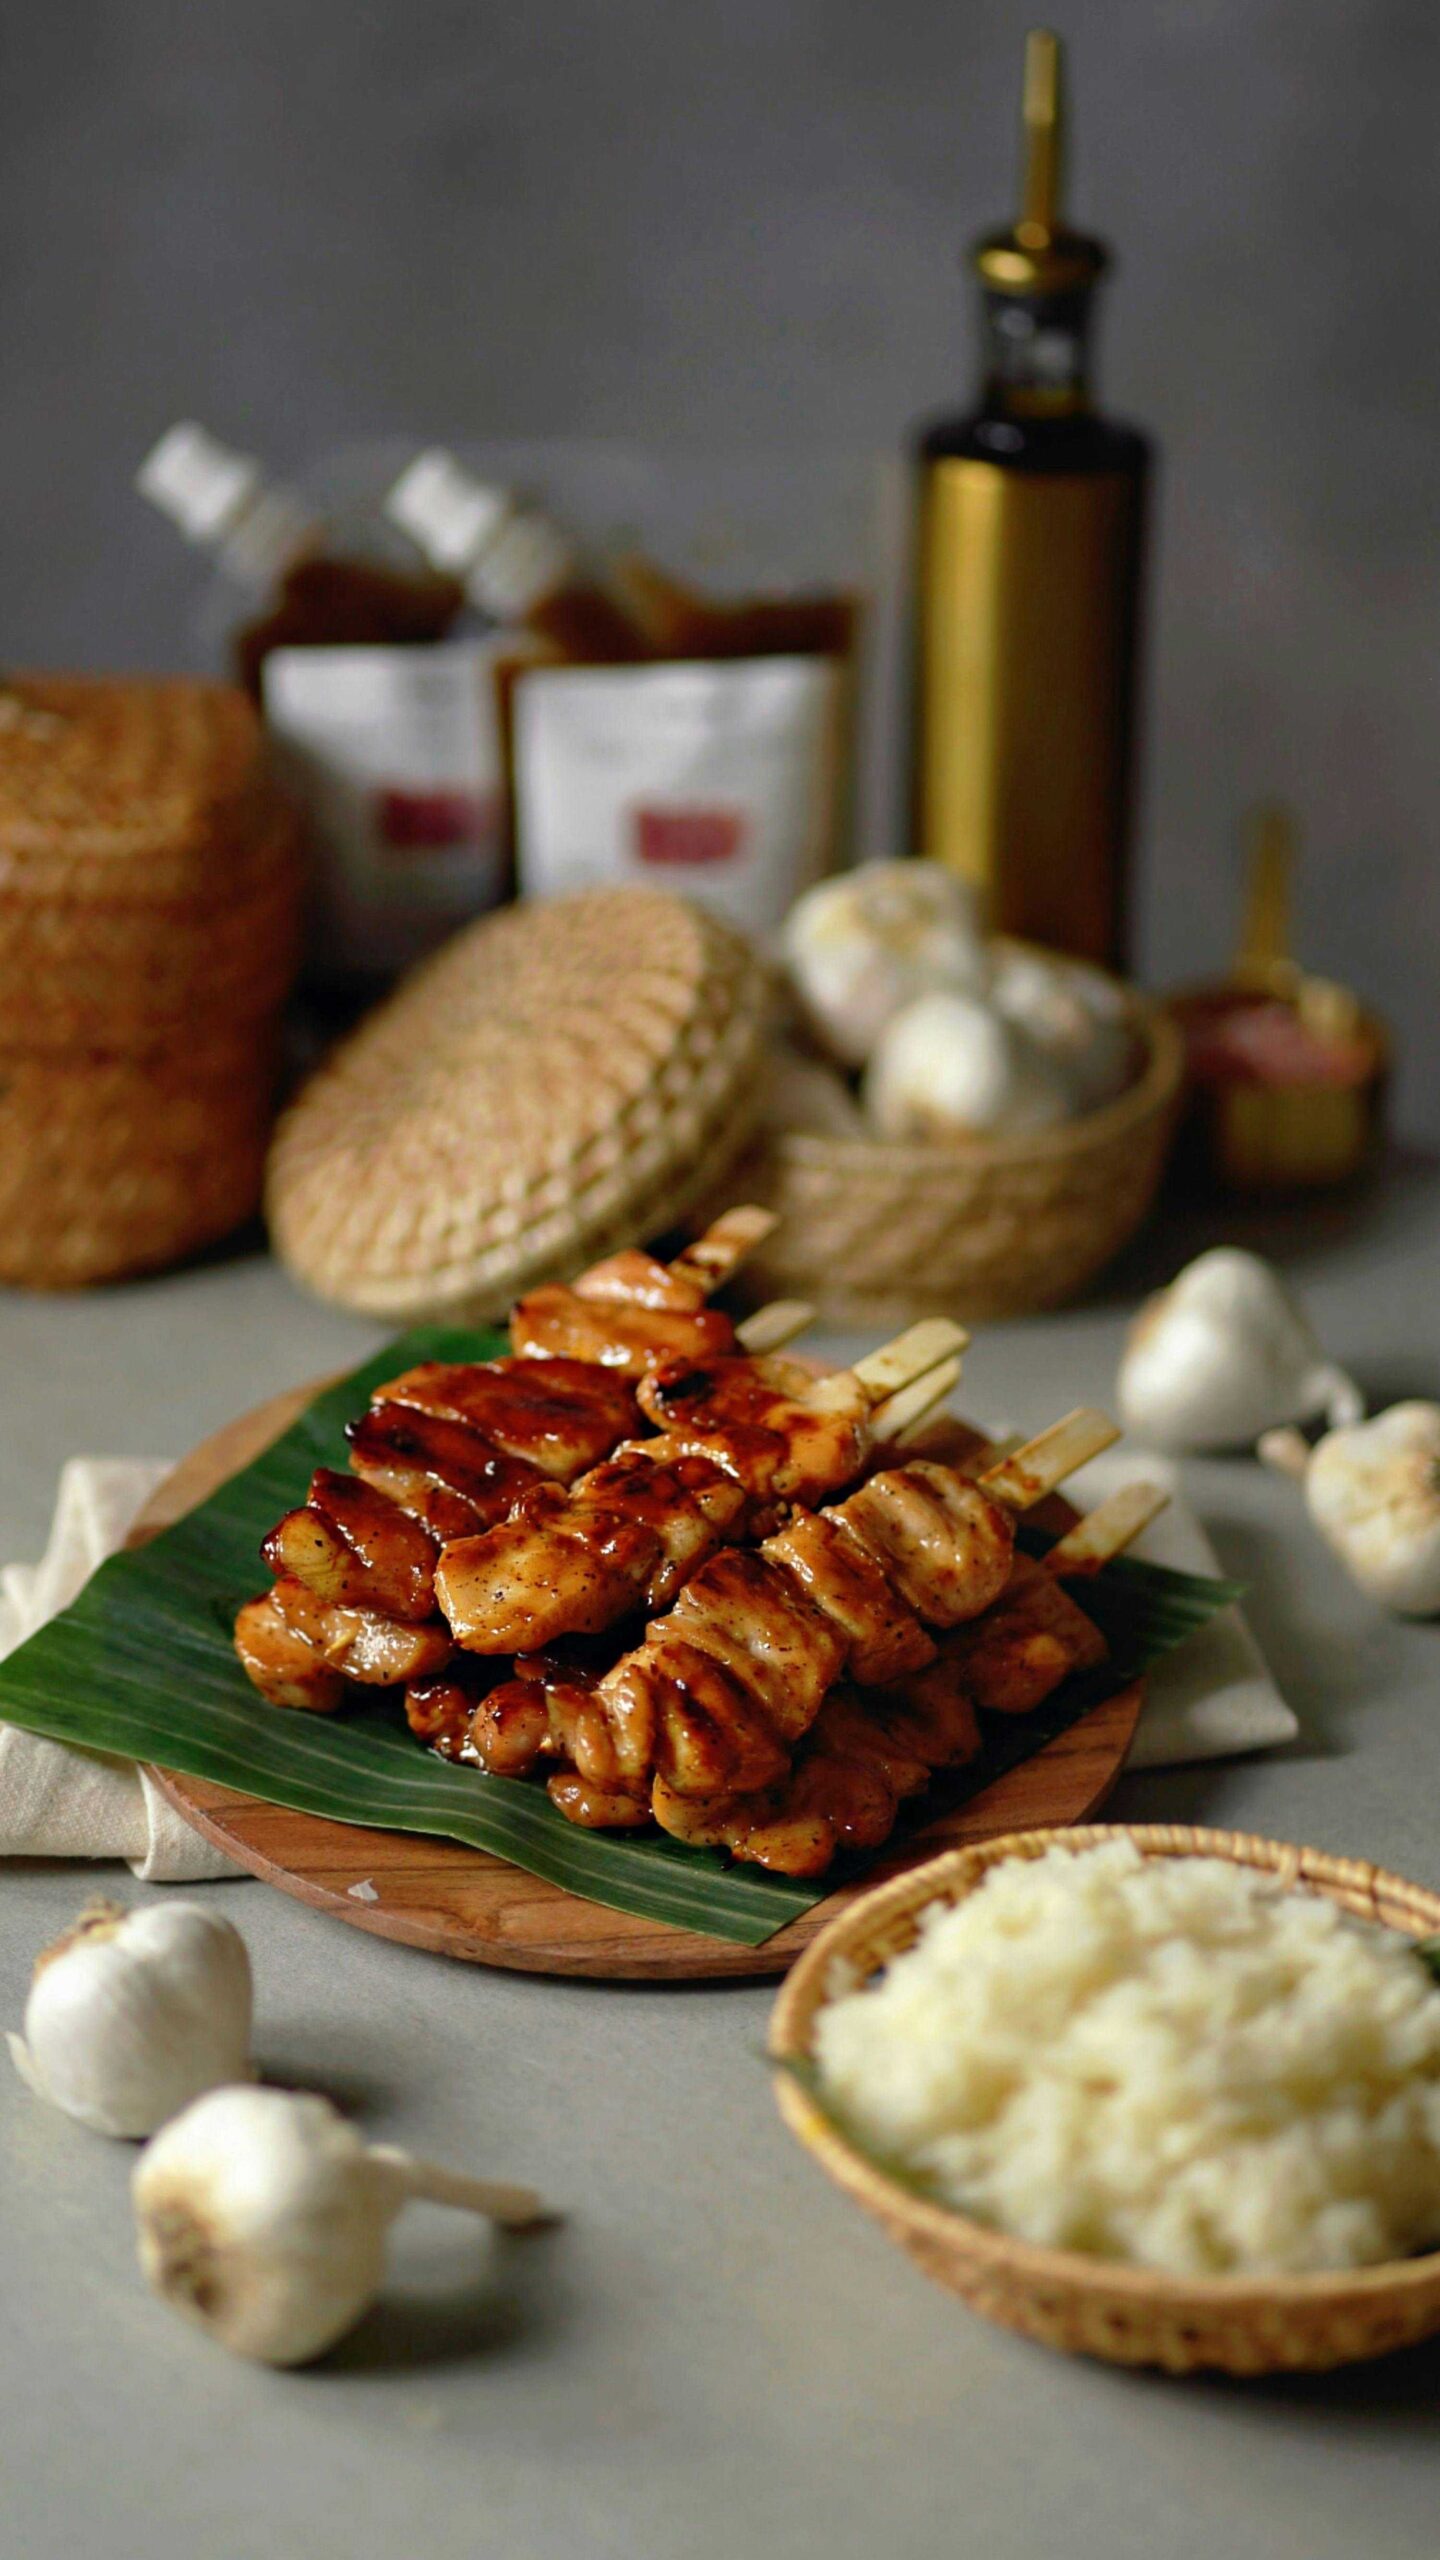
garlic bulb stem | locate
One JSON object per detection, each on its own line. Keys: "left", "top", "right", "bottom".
{"left": 1259, "top": 1401, "right": 1440, "bottom": 1617}
{"left": 367, "top": 2145, "right": 552, "bottom": 2229}
{"left": 135, "top": 2086, "right": 558, "bottom": 2365}
{"left": 1258, "top": 1426, "right": 1312, "bottom": 1480}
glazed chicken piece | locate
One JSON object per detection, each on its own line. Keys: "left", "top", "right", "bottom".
{"left": 932, "top": 1551, "right": 1108, "bottom": 1713}
{"left": 508, "top": 1208, "right": 777, "bottom": 1377}
{"left": 432, "top": 1322, "right": 966, "bottom": 1659}
{"left": 264, "top": 1469, "right": 439, "bottom": 1620}
{"left": 268, "top": 1578, "right": 454, "bottom": 1686}
{"left": 636, "top": 1352, "right": 878, "bottom": 1506}
{"left": 648, "top": 1662, "right": 984, "bottom": 1876}
{"left": 234, "top": 1591, "right": 347, "bottom": 1714}
{"left": 407, "top": 1623, "right": 631, "bottom": 1768}
{"left": 346, "top": 1403, "right": 547, "bottom": 1540}
{"left": 374, "top": 1356, "right": 639, "bottom": 1482}
{"left": 509, "top": 1283, "right": 738, "bottom": 1378}
{"left": 435, "top": 1449, "right": 748, "bottom": 1653}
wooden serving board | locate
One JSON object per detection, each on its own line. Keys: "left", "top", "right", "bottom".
{"left": 137, "top": 1385, "right": 1144, "bottom": 1983}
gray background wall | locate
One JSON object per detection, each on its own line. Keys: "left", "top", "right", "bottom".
{"left": 4, "top": 0, "right": 1437, "bottom": 1127}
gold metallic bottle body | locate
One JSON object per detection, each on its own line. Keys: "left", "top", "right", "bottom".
{"left": 916, "top": 428, "right": 1148, "bottom": 965}
{"left": 914, "top": 28, "right": 1152, "bottom": 970}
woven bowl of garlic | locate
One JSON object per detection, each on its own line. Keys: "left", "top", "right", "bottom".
{"left": 719, "top": 864, "right": 1182, "bottom": 1327}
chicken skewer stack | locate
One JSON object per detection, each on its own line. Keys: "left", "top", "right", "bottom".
{"left": 431, "top": 1318, "right": 968, "bottom": 1655}
{"left": 236, "top": 1208, "right": 794, "bottom": 1712}
{"left": 651, "top": 1478, "right": 1170, "bottom": 1875}
{"left": 425, "top": 1407, "right": 1131, "bottom": 1844}
{"left": 235, "top": 1207, "right": 1174, "bottom": 1892}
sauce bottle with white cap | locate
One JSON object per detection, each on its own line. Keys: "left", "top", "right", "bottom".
{"left": 138, "top": 422, "right": 511, "bottom": 989}
{"left": 138, "top": 421, "right": 466, "bottom": 695}
{"left": 386, "top": 449, "right": 648, "bottom": 663}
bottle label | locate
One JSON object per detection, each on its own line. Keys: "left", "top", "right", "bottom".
{"left": 262, "top": 642, "right": 508, "bottom": 977}
{"left": 512, "top": 656, "right": 844, "bottom": 935}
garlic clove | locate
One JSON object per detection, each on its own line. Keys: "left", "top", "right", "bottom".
{"left": 134, "top": 2086, "right": 554, "bottom": 2367}
{"left": 782, "top": 861, "right": 989, "bottom": 1067}
{"left": 862, "top": 988, "right": 1076, "bottom": 1141}
{"left": 1280, "top": 1403, "right": 1440, "bottom": 1616}
{"left": 1117, "top": 1248, "right": 1362, "bottom": 1452}
{"left": 9, "top": 1898, "right": 253, "bottom": 2139}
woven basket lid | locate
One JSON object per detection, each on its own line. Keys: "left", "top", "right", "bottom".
{"left": 0, "top": 674, "right": 276, "bottom": 901}
{"left": 267, "top": 887, "right": 771, "bottom": 1319}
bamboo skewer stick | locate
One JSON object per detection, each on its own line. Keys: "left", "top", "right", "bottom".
{"left": 869, "top": 1355, "right": 964, "bottom": 1444}
{"left": 809, "top": 1318, "right": 969, "bottom": 1413}
{"left": 733, "top": 1299, "right": 815, "bottom": 1354}
{"left": 979, "top": 1408, "right": 1121, "bottom": 1512}
{"left": 665, "top": 1205, "right": 778, "bottom": 1295}
{"left": 1043, "top": 1480, "right": 1170, "bottom": 1575}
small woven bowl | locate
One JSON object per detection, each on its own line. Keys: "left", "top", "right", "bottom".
{"left": 770, "top": 1824, "right": 1440, "bottom": 2375}
{"left": 734, "top": 963, "right": 1183, "bottom": 1328}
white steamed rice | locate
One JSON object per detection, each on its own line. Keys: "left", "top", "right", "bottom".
{"left": 813, "top": 1839, "right": 1440, "bottom": 2276}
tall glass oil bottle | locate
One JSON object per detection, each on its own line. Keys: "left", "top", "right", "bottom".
{"left": 914, "top": 30, "right": 1150, "bottom": 968}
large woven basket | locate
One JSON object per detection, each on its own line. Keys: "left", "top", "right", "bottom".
{"left": 268, "top": 886, "right": 770, "bottom": 1320}
{"left": 771, "top": 1824, "right": 1440, "bottom": 2376}
{"left": 731, "top": 969, "right": 1183, "bottom": 1327}
{"left": 0, "top": 675, "right": 300, "bottom": 1284}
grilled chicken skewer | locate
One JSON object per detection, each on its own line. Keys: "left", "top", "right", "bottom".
{"left": 253, "top": 1204, "right": 795, "bottom": 1620}
{"left": 509, "top": 1206, "right": 777, "bottom": 1375}
{"left": 403, "top": 1356, "right": 970, "bottom": 1776}
{"left": 236, "top": 1210, "right": 788, "bottom": 1712}
{"left": 246, "top": 1293, "right": 815, "bottom": 1683}
{"left": 648, "top": 1481, "right": 1170, "bottom": 1873}
{"left": 433, "top": 1323, "right": 967, "bottom": 1656}
{"left": 445, "top": 1409, "right": 1118, "bottom": 1807}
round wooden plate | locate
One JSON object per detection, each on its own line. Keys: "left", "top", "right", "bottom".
{"left": 137, "top": 1385, "right": 1144, "bottom": 1982}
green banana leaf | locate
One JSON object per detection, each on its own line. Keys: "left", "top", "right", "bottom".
{"left": 0, "top": 1326, "right": 1243, "bottom": 1949}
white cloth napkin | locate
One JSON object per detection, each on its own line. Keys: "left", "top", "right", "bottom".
{"left": 0, "top": 1458, "right": 241, "bottom": 1880}
{"left": 0, "top": 1450, "right": 1294, "bottom": 1881}
{"left": 1065, "top": 1448, "right": 1298, "bottom": 1769}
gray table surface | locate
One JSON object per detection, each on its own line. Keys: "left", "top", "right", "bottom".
{"left": 4, "top": 1162, "right": 1440, "bottom": 2560}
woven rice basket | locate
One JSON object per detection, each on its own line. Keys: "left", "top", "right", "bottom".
{"left": 0, "top": 1029, "right": 277, "bottom": 1288}
{"left": 268, "top": 886, "right": 771, "bottom": 1320}
{"left": 0, "top": 675, "right": 298, "bottom": 1284}
{"left": 727, "top": 968, "right": 1183, "bottom": 1327}
{"left": 771, "top": 1824, "right": 1440, "bottom": 2376}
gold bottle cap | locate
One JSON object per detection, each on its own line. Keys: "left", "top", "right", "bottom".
{"left": 972, "top": 30, "right": 1108, "bottom": 295}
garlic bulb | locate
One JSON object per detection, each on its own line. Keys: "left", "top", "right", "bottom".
{"left": 863, "top": 989, "right": 1075, "bottom": 1141}
{"left": 134, "top": 2086, "right": 554, "bottom": 2366}
{"left": 8, "top": 1898, "right": 252, "bottom": 2138}
{"left": 989, "top": 947, "right": 1137, "bottom": 1114}
{"left": 1117, "top": 1249, "right": 1362, "bottom": 1452}
{"left": 1261, "top": 1403, "right": 1440, "bottom": 1616}
{"left": 782, "top": 861, "right": 989, "bottom": 1067}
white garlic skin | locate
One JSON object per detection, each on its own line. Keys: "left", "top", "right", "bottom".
{"left": 782, "top": 861, "right": 989, "bottom": 1067}
{"left": 863, "top": 989, "right": 1075, "bottom": 1140}
{"left": 1302, "top": 1404, "right": 1440, "bottom": 1615}
{"left": 988, "top": 947, "right": 1137, "bottom": 1114}
{"left": 8, "top": 1900, "right": 252, "bottom": 2139}
{"left": 1117, "top": 1248, "right": 1362, "bottom": 1452}
{"left": 134, "top": 2087, "right": 393, "bottom": 2367}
